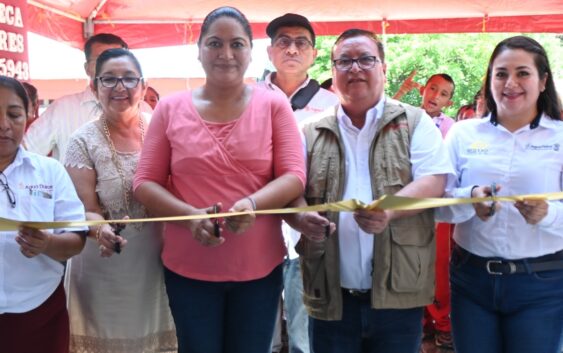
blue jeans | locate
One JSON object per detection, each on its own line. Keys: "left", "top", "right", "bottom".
{"left": 450, "top": 247, "right": 563, "bottom": 353}
{"left": 164, "top": 265, "right": 283, "bottom": 353}
{"left": 283, "top": 258, "right": 310, "bottom": 353}
{"left": 309, "top": 290, "right": 423, "bottom": 353}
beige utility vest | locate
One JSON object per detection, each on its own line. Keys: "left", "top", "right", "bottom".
{"left": 298, "top": 100, "right": 436, "bottom": 320}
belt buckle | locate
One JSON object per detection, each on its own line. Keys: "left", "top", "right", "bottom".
{"left": 347, "top": 289, "right": 368, "bottom": 297}
{"left": 486, "top": 260, "right": 517, "bottom": 275}
{"left": 486, "top": 260, "right": 504, "bottom": 275}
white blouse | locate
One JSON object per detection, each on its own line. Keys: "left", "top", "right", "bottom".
{"left": 0, "top": 147, "right": 86, "bottom": 314}
{"left": 437, "top": 115, "right": 563, "bottom": 259}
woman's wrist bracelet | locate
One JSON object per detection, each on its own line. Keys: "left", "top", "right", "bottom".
{"left": 470, "top": 185, "right": 479, "bottom": 198}
{"left": 246, "top": 196, "right": 257, "bottom": 211}
{"left": 95, "top": 225, "right": 102, "bottom": 241}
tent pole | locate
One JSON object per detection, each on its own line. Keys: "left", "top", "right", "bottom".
{"left": 84, "top": 0, "right": 109, "bottom": 39}
{"left": 84, "top": 18, "right": 94, "bottom": 39}
{"left": 381, "top": 19, "right": 388, "bottom": 47}
{"left": 88, "top": 0, "right": 110, "bottom": 20}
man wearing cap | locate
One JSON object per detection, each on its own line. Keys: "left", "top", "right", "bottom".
{"left": 262, "top": 13, "right": 338, "bottom": 353}
{"left": 264, "top": 13, "right": 338, "bottom": 120}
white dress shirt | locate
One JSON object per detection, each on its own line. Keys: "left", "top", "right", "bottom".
{"left": 436, "top": 115, "right": 563, "bottom": 259}
{"left": 23, "top": 88, "right": 101, "bottom": 162}
{"left": 24, "top": 88, "right": 153, "bottom": 162}
{"left": 260, "top": 74, "right": 339, "bottom": 259}
{"left": 334, "top": 97, "right": 452, "bottom": 290}
{"left": 0, "top": 148, "right": 86, "bottom": 314}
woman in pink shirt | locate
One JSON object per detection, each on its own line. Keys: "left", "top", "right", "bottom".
{"left": 133, "top": 6, "right": 305, "bottom": 353}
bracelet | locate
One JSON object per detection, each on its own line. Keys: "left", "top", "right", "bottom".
{"left": 95, "top": 225, "right": 103, "bottom": 241}
{"left": 246, "top": 196, "right": 257, "bottom": 211}
{"left": 470, "top": 185, "right": 479, "bottom": 198}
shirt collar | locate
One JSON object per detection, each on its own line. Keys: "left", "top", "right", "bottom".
{"left": 489, "top": 111, "right": 543, "bottom": 130}
{"left": 265, "top": 72, "right": 310, "bottom": 100}
{"left": 536, "top": 113, "right": 561, "bottom": 129}
{"left": 80, "top": 87, "right": 98, "bottom": 106}
{"left": 5, "top": 146, "right": 35, "bottom": 173}
{"left": 433, "top": 112, "right": 447, "bottom": 121}
{"left": 336, "top": 94, "right": 386, "bottom": 132}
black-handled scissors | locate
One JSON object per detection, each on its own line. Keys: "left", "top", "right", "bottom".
{"left": 213, "top": 204, "right": 221, "bottom": 238}
{"left": 320, "top": 210, "right": 331, "bottom": 239}
{"left": 488, "top": 182, "right": 497, "bottom": 217}
{"left": 113, "top": 223, "right": 126, "bottom": 254}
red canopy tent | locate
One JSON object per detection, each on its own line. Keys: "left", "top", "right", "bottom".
{"left": 27, "top": 0, "right": 563, "bottom": 49}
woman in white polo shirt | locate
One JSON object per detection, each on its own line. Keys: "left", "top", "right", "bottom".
{"left": 438, "top": 36, "right": 563, "bottom": 353}
{"left": 0, "top": 76, "right": 87, "bottom": 353}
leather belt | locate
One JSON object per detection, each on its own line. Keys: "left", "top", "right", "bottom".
{"left": 342, "top": 287, "right": 371, "bottom": 299}
{"left": 458, "top": 247, "right": 563, "bottom": 275}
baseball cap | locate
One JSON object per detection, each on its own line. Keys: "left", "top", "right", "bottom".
{"left": 266, "top": 13, "right": 316, "bottom": 45}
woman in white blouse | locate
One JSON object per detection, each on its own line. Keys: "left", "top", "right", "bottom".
{"left": 438, "top": 36, "right": 563, "bottom": 353}
{"left": 0, "top": 76, "right": 86, "bottom": 353}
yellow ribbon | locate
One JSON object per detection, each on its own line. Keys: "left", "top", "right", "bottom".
{"left": 1, "top": 192, "right": 562, "bottom": 231}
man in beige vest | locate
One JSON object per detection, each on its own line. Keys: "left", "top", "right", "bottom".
{"left": 286, "top": 29, "right": 453, "bottom": 353}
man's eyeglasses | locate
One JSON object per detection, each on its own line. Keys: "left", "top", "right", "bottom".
{"left": 333, "top": 56, "right": 380, "bottom": 71}
{"left": 97, "top": 76, "right": 143, "bottom": 89}
{"left": 0, "top": 171, "right": 16, "bottom": 208}
{"left": 274, "top": 36, "right": 313, "bottom": 51}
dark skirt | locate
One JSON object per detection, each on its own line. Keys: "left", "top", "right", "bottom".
{"left": 0, "top": 280, "right": 69, "bottom": 353}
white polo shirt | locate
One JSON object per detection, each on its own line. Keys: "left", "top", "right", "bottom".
{"left": 0, "top": 147, "right": 86, "bottom": 314}
{"left": 260, "top": 74, "right": 339, "bottom": 259}
{"left": 436, "top": 115, "right": 563, "bottom": 259}
{"left": 333, "top": 97, "right": 452, "bottom": 290}
{"left": 23, "top": 88, "right": 100, "bottom": 162}
{"left": 261, "top": 73, "right": 339, "bottom": 123}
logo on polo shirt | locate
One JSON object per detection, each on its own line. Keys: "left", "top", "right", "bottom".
{"left": 467, "top": 141, "right": 489, "bottom": 155}
{"left": 17, "top": 183, "right": 54, "bottom": 199}
{"left": 525, "top": 143, "right": 560, "bottom": 152}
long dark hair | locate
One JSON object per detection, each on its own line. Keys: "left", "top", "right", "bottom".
{"left": 0, "top": 76, "right": 29, "bottom": 117}
{"left": 483, "top": 36, "right": 561, "bottom": 120}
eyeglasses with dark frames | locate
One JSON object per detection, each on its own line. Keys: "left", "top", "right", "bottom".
{"left": 274, "top": 36, "right": 313, "bottom": 51}
{"left": 332, "top": 56, "right": 380, "bottom": 71}
{"left": 97, "top": 76, "right": 143, "bottom": 89}
{"left": 0, "top": 171, "right": 16, "bottom": 208}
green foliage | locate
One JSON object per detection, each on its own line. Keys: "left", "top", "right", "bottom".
{"left": 309, "top": 36, "right": 337, "bottom": 84}
{"left": 308, "top": 33, "right": 563, "bottom": 117}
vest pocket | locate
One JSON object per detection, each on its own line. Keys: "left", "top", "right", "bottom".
{"left": 389, "top": 224, "right": 434, "bottom": 293}
{"left": 299, "top": 248, "right": 330, "bottom": 307}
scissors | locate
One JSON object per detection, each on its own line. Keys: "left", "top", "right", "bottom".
{"left": 213, "top": 204, "right": 221, "bottom": 238}
{"left": 488, "top": 182, "right": 497, "bottom": 217}
{"left": 112, "top": 223, "right": 126, "bottom": 254}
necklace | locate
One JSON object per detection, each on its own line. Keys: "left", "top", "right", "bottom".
{"left": 101, "top": 114, "right": 145, "bottom": 218}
